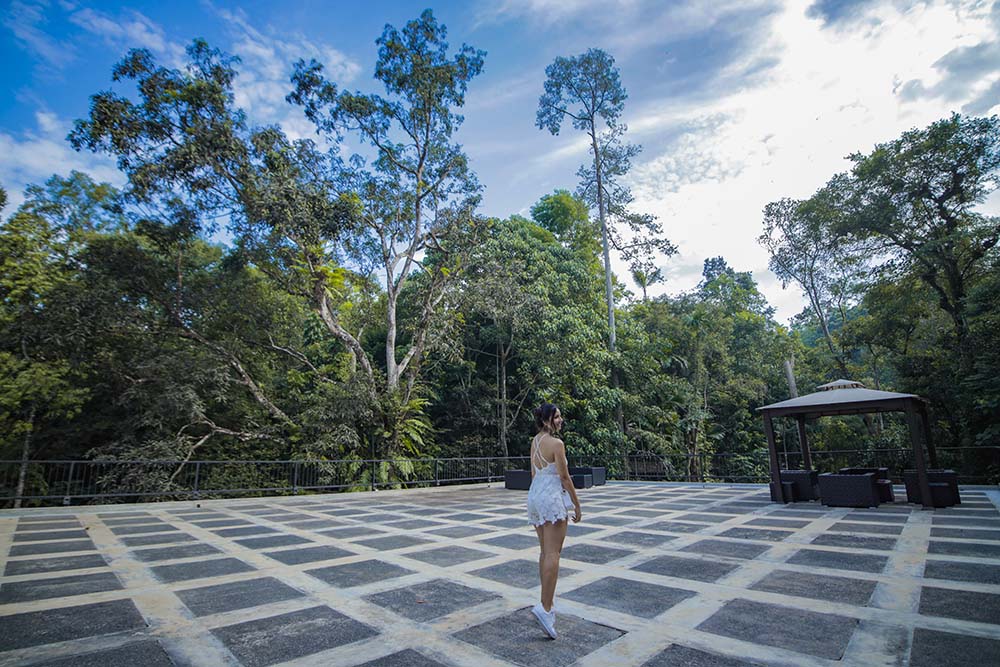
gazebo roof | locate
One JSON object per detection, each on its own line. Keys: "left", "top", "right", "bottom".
{"left": 757, "top": 379, "right": 922, "bottom": 418}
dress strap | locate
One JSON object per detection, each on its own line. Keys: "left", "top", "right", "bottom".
{"left": 531, "top": 434, "right": 553, "bottom": 471}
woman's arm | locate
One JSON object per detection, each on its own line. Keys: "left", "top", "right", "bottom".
{"left": 553, "top": 439, "right": 581, "bottom": 522}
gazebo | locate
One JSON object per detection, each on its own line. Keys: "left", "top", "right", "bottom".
{"left": 757, "top": 379, "right": 938, "bottom": 508}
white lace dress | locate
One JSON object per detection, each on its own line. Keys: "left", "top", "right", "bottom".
{"left": 526, "top": 435, "right": 570, "bottom": 526}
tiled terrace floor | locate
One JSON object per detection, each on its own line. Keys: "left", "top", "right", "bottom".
{"left": 1, "top": 482, "right": 999, "bottom": 667}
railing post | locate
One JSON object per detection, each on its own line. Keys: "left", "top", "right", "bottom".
{"left": 292, "top": 461, "right": 300, "bottom": 495}
{"left": 370, "top": 459, "right": 376, "bottom": 492}
{"left": 193, "top": 462, "right": 201, "bottom": 499}
{"left": 434, "top": 459, "right": 439, "bottom": 486}
{"left": 63, "top": 462, "right": 75, "bottom": 506}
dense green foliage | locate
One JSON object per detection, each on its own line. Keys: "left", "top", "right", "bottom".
{"left": 1, "top": 13, "right": 997, "bottom": 500}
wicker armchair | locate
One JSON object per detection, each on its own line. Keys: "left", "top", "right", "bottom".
{"left": 569, "top": 466, "right": 606, "bottom": 486}
{"left": 504, "top": 470, "right": 531, "bottom": 490}
{"left": 818, "top": 472, "right": 880, "bottom": 508}
{"left": 838, "top": 467, "right": 894, "bottom": 502}
{"left": 780, "top": 470, "right": 820, "bottom": 501}
{"left": 903, "top": 469, "right": 960, "bottom": 507}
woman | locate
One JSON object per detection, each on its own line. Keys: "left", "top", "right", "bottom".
{"left": 526, "top": 402, "right": 581, "bottom": 639}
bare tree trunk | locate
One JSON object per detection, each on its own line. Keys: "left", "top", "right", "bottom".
{"left": 783, "top": 359, "right": 798, "bottom": 398}
{"left": 13, "top": 404, "right": 36, "bottom": 509}
{"left": 500, "top": 338, "right": 509, "bottom": 459}
{"left": 590, "top": 130, "right": 623, "bottom": 433}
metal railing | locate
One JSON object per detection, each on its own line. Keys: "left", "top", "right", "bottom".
{"left": 0, "top": 457, "right": 530, "bottom": 507}
{"left": 2, "top": 446, "right": 996, "bottom": 506}
{"left": 627, "top": 447, "right": 1000, "bottom": 486}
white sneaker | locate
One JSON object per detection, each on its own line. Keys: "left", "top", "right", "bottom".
{"left": 531, "top": 602, "right": 557, "bottom": 639}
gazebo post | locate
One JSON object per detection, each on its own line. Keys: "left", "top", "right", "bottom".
{"left": 763, "top": 415, "right": 785, "bottom": 502}
{"left": 919, "top": 405, "right": 939, "bottom": 469}
{"left": 905, "top": 401, "right": 934, "bottom": 509}
{"left": 796, "top": 416, "right": 812, "bottom": 470}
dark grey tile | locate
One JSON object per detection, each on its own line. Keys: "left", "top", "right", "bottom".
{"left": 425, "top": 525, "right": 492, "bottom": 538}
{"left": 355, "top": 535, "right": 432, "bottom": 551}
{"left": 4, "top": 553, "right": 107, "bottom": 576}
{"left": 12, "top": 529, "right": 91, "bottom": 542}
{"left": 931, "top": 516, "right": 1000, "bottom": 528}
{"left": 484, "top": 517, "right": 528, "bottom": 528}
{"left": 380, "top": 519, "right": 447, "bottom": 530}
{"left": 32, "top": 640, "right": 174, "bottom": 667}
{"left": 810, "top": 534, "right": 897, "bottom": 550}
{"left": 928, "top": 540, "right": 1000, "bottom": 559}
{"left": 644, "top": 521, "right": 707, "bottom": 534}
{"left": 632, "top": 555, "right": 738, "bottom": 583}
{"left": 131, "top": 543, "right": 221, "bottom": 562}
{"left": 750, "top": 570, "right": 877, "bottom": 606}
{"left": 786, "top": 549, "right": 888, "bottom": 573}
{"left": 264, "top": 545, "right": 355, "bottom": 565}
{"left": 640, "top": 645, "right": 759, "bottom": 667}
{"left": 102, "top": 517, "right": 165, "bottom": 526}
{"left": 212, "top": 525, "right": 279, "bottom": 537}
{"left": 351, "top": 649, "right": 448, "bottom": 667}
{"left": 403, "top": 546, "right": 494, "bottom": 567}
{"left": 177, "top": 577, "right": 305, "bottom": 616}
{"left": 97, "top": 511, "right": 151, "bottom": 518}
{"left": 0, "top": 571, "right": 122, "bottom": 603}
{"left": 745, "top": 518, "right": 810, "bottom": 529}
{"left": 365, "top": 579, "right": 500, "bottom": 621}
{"left": 831, "top": 521, "right": 904, "bottom": 535}
{"left": 470, "top": 558, "right": 579, "bottom": 589}
{"left": 120, "top": 532, "right": 197, "bottom": 547}
{"left": 109, "top": 524, "right": 179, "bottom": 536}
{"left": 307, "top": 560, "right": 415, "bottom": 588}
{"left": 189, "top": 518, "right": 251, "bottom": 528}
{"left": 151, "top": 558, "right": 255, "bottom": 583}
{"left": 15, "top": 521, "right": 81, "bottom": 532}
{"left": 697, "top": 599, "right": 857, "bottom": 659}
{"left": 235, "top": 535, "right": 313, "bottom": 549}
{"left": 680, "top": 540, "right": 770, "bottom": 560}
{"left": 477, "top": 534, "right": 539, "bottom": 550}
{"left": 439, "top": 512, "right": 494, "bottom": 522}
{"left": 319, "top": 526, "right": 387, "bottom": 540}
{"left": 604, "top": 531, "right": 675, "bottom": 548}
{"left": 454, "top": 607, "right": 624, "bottom": 666}
{"left": 845, "top": 512, "right": 908, "bottom": 524}
{"left": 213, "top": 606, "right": 378, "bottom": 667}
{"left": 923, "top": 560, "right": 1000, "bottom": 585}
{"left": 930, "top": 527, "right": 1000, "bottom": 540}
{"left": 284, "top": 519, "right": 343, "bottom": 530}
{"left": 677, "top": 513, "right": 735, "bottom": 523}
{"left": 0, "top": 599, "right": 146, "bottom": 652}
{"left": 618, "top": 509, "right": 666, "bottom": 518}
{"left": 910, "top": 628, "right": 1000, "bottom": 667}
{"left": 16, "top": 515, "right": 78, "bottom": 523}
{"left": 564, "top": 576, "right": 695, "bottom": 618}
{"left": 718, "top": 528, "right": 791, "bottom": 542}
{"left": 320, "top": 507, "right": 372, "bottom": 516}
{"left": 562, "top": 543, "right": 635, "bottom": 564}
{"left": 920, "top": 586, "right": 1000, "bottom": 625}
{"left": 585, "top": 515, "right": 636, "bottom": 526}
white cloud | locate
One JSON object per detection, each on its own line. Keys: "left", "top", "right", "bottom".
{"left": 68, "top": 7, "right": 186, "bottom": 66}
{"left": 210, "top": 5, "right": 361, "bottom": 141}
{"left": 615, "top": 0, "right": 1000, "bottom": 323}
{"left": 0, "top": 110, "right": 124, "bottom": 212}
{"left": 4, "top": 0, "right": 76, "bottom": 68}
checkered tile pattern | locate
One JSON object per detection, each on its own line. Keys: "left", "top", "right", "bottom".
{"left": 2, "top": 483, "right": 999, "bottom": 666}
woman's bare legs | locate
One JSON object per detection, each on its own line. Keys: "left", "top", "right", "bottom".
{"left": 534, "top": 519, "right": 569, "bottom": 612}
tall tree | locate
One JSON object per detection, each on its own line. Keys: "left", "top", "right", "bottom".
{"left": 536, "top": 48, "right": 675, "bottom": 425}
{"left": 836, "top": 113, "right": 1000, "bottom": 349}
{"left": 288, "top": 9, "right": 486, "bottom": 408}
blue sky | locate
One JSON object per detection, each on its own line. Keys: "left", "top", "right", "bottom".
{"left": 4, "top": 0, "right": 1000, "bottom": 322}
